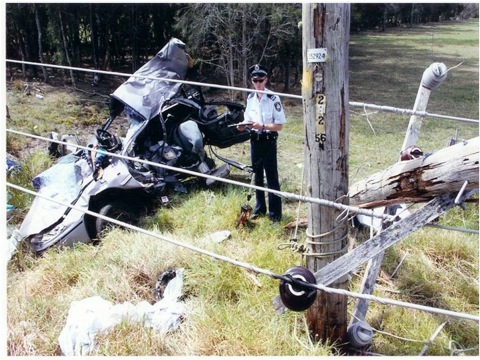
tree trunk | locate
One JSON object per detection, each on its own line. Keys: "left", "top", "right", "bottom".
{"left": 227, "top": 36, "right": 235, "bottom": 99}
{"left": 57, "top": 7, "right": 76, "bottom": 87}
{"left": 382, "top": 5, "right": 387, "bottom": 32}
{"left": 131, "top": 5, "right": 138, "bottom": 72}
{"left": 410, "top": 4, "right": 415, "bottom": 28}
{"left": 241, "top": 4, "right": 248, "bottom": 101}
{"left": 12, "top": 15, "right": 27, "bottom": 77}
{"left": 303, "top": 3, "right": 350, "bottom": 345}
{"left": 283, "top": 59, "right": 290, "bottom": 92}
{"left": 34, "top": 4, "right": 48, "bottom": 82}
{"left": 89, "top": 4, "right": 99, "bottom": 70}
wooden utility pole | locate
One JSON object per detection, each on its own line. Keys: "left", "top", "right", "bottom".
{"left": 302, "top": 3, "right": 350, "bottom": 344}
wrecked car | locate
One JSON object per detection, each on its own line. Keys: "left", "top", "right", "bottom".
{"left": 12, "top": 38, "right": 251, "bottom": 254}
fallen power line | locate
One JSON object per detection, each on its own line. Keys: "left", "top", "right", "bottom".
{"left": 6, "top": 181, "right": 480, "bottom": 323}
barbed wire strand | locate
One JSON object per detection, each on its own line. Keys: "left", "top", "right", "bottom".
{"left": 6, "top": 59, "right": 479, "bottom": 325}
{"left": 449, "top": 340, "right": 479, "bottom": 356}
{"left": 5, "top": 128, "right": 396, "bottom": 221}
{"left": 6, "top": 59, "right": 479, "bottom": 123}
{"left": 418, "top": 321, "right": 448, "bottom": 356}
{"left": 6, "top": 181, "right": 479, "bottom": 323}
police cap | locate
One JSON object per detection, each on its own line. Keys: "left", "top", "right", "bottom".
{"left": 249, "top": 64, "right": 269, "bottom": 79}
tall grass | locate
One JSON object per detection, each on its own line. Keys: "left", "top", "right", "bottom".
{"left": 6, "top": 19, "right": 479, "bottom": 356}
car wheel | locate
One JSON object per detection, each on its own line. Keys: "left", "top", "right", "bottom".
{"left": 95, "top": 202, "right": 136, "bottom": 235}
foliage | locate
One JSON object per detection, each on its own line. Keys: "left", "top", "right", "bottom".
{"left": 6, "top": 3, "right": 474, "bottom": 89}
{"left": 351, "top": 3, "right": 477, "bottom": 32}
{"left": 174, "top": 3, "right": 302, "bottom": 95}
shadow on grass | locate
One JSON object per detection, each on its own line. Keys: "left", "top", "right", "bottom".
{"left": 349, "top": 21, "right": 479, "bottom": 119}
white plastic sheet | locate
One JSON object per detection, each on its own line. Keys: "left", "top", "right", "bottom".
{"left": 58, "top": 268, "right": 184, "bottom": 356}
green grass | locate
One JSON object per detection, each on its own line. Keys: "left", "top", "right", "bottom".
{"left": 6, "top": 19, "right": 479, "bottom": 356}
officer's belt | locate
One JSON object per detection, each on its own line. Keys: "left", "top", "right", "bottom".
{"left": 251, "top": 131, "right": 278, "bottom": 141}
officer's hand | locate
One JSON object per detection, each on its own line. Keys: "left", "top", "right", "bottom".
{"left": 251, "top": 122, "right": 262, "bottom": 130}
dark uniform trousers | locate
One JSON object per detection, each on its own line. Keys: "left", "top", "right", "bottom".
{"left": 250, "top": 131, "right": 281, "bottom": 221}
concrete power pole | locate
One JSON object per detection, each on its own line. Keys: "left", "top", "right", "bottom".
{"left": 302, "top": 3, "right": 351, "bottom": 344}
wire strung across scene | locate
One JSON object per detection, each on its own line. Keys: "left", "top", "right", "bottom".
{"left": 6, "top": 179, "right": 479, "bottom": 323}
{"left": 6, "top": 59, "right": 479, "bottom": 330}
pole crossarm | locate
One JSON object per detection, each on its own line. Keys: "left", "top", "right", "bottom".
{"left": 313, "top": 191, "right": 474, "bottom": 286}
{"left": 273, "top": 190, "right": 477, "bottom": 314}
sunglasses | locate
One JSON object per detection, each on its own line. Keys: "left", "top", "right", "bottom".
{"left": 252, "top": 78, "right": 266, "bottom": 83}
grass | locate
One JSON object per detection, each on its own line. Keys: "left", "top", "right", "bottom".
{"left": 5, "top": 19, "right": 479, "bottom": 356}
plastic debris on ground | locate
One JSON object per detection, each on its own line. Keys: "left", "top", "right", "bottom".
{"left": 7, "top": 158, "right": 20, "bottom": 174}
{"left": 58, "top": 268, "right": 185, "bottom": 356}
{"left": 7, "top": 203, "right": 14, "bottom": 220}
{"left": 354, "top": 204, "right": 411, "bottom": 233}
{"left": 7, "top": 229, "right": 23, "bottom": 262}
{"left": 201, "top": 230, "right": 231, "bottom": 243}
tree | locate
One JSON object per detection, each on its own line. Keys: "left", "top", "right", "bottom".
{"left": 5, "top": 3, "right": 473, "bottom": 85}
{"left": 33, "top": 4, "right": 48, "bottom": 82}
{"left": 6, "top": 4, "right": 38, "bottom": 77}
{"left": 174, "top": 3, "right": 301, "bottom": 98}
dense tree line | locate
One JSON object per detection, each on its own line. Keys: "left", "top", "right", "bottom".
{"left": 6, "top": 3, "right": 477, "bottom": 91}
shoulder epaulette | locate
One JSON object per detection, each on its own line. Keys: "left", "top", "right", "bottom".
{"left": 248, "top": 93, "right": 255, "bottom": 99}
{"left": 267, "top": 94, "right": 277, "bottom": 101}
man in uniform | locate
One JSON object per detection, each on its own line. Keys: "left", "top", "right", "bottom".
{"left": 237, "top": 64, "right": 286, "bottom": 222}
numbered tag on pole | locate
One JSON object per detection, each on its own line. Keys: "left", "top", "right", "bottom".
{"left": 315, "top": 94, "right": 326, "bottom": 150}
{"left": 307, "top": 48, "right": 327, "bottom": 63}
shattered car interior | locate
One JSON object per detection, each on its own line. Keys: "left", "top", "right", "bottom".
{"left": 11, "top": 38, "right": 251, "bottom": 254}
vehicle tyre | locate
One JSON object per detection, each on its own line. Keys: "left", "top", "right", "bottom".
{"left": 95, "top": 202, "right": 136, "bottom": 235}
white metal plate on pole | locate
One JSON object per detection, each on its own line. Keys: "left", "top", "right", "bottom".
{"left": 307, "top": 48, "right": 327, "bottom": 63}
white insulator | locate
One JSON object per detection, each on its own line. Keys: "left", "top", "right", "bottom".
{"left": 347, "top": 321, "right": 374, "bottom": 348}
{"left": 421, "top": 62, "right": 447, "bottom": 90}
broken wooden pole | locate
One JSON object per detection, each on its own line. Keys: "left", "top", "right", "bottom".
{"left": 313, "top": 191, "right": 473, "bottom": 287}
{"left": 349, "top": 250, "right": 384, "bottom": 326}
{"left": 349, "top": 137, "right": 479, "bottom": 208}
{"left": 302, "top": 3, "right": 350, "bottom": 344}
{"left": 350, "top": 62, "right": 448, "bottom": 328}
{"left": 273, "top": 191, "right": 475, "bottom": 314}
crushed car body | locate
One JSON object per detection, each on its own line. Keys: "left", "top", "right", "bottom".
{"left": 13, "top": 38, "right": 251, "bottom": 254}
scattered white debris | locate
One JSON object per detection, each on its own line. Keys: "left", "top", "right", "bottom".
{"left": 58, "top": 268, "right": 185, "bottom": 356}
{"left": 7, "top": 228, "right": 23, "bottom": 262}
{"left": 202, "top": 230, "right": 231, "bottom": 243}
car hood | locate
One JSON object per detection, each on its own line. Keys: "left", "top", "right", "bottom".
{"left": 110, "top": 38, "right": 190, "bottom": 121}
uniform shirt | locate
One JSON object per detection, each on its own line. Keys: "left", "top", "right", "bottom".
{"left": 245, "top": 89, "right": 286, "bottom": 132}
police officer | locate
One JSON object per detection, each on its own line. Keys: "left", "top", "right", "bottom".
{"left": 237, "top": 64, "right": 286, "bottom": 222}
